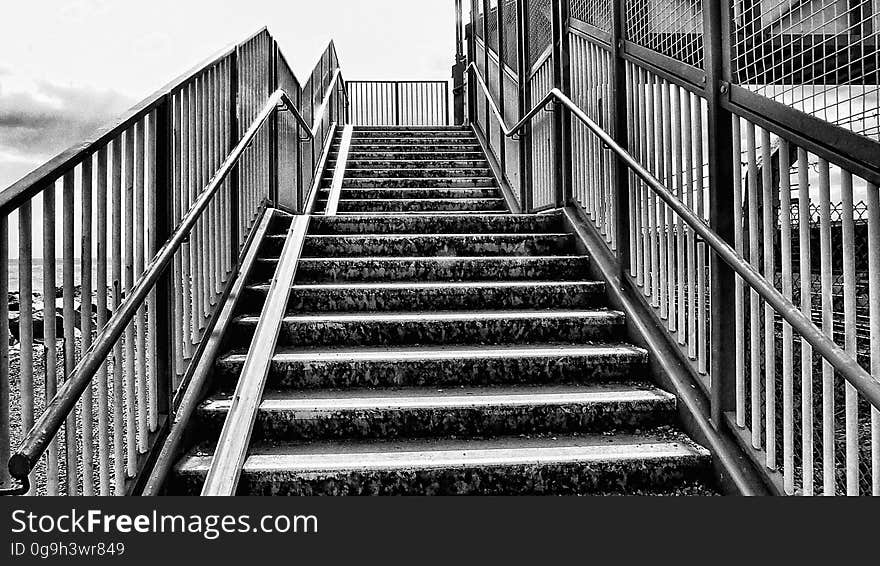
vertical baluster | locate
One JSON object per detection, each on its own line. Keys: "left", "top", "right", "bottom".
{"left": 95, "top": 146, "right": 110, "bottom": 495}
{"left": 798, "top": 147, "right": 814, "bottom": 495}
{"left": 868, "top": 181, "right": 880, "bottom": 496}
{"left": 733, "top": 117, "right": 745, "bottom": 425}
{"left": 745, "top": 121, "right": 761, "bottom": 449}
{"left": 818, "top": 157, "right": 834, "bottom": 495}
{"left": 761, "top": 128, "right": 776, "bottom": 470}
{"left": 841, "top": 170, "right": 858, "bottom": 495}
{"left": 779, "top": 139, "right": 794, "bottom": 494}
{"left": 683, "top": 91, "right": 696, "bottom": 359}
{"left": 80, "top": 156, "right": 94, "bottom": 496}
{"left": 187, "top": 82, "right": 199, "bottom": 347}
{"left": 694, "top": 97, "right": 707, "bottom": 375}
{"left": 658, "top": 78, "right": 670, "bottom": 324}
{"left": 18, "top": 200, "right": 34, "bottom": 495}
{"left": 111, "top": 137, "right": 125, "bottom": 495}
{"left": 123, "top": 129, "right": 137, "bottom": 477}
{"left": 134, "top": 120, "right": 147, "bottom": 452}
{"left": 646, "top": 72, "right": 658, "bottom": 305}
{"left": 42, "top": 186, "right": 59, "bottom": 496}
{"left": 177, "top": 90, "right": 192, "bottom": 365}
{"left": 62, "top": 170, "right": 79, "bottom": 495}
{"left": 147, "top": 110, "right": 159, "bottom": 432}
{"left": 636, "top": 67, "right": 647, "bottom": 290}
{"left": 0, "top": 211, "right": 8, "bottom": 491}
{"left": 672, "top": 85, "right": 685, "bottom": 344}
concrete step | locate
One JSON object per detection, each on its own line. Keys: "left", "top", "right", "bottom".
{"left": 259, "top": 281, "right": 607, "bottom": 313}
{"left": 323, "top": 177, "right": 497, "bottom": 189}
{"left": 350, "top": 137, "right": 481, "bottom": 146}
{"left": 194, "top": 383, "right": 677, "bottom": 442}
{"left": 173, "top": 432, "right": 712, "bottom": 495}
{"left": 251, "top": 255, "right": 592, "bottom": 284}
{"left": 330, "top": 159, "right": 490, "bottom": 169}
{"left": 214, "top": 343, "right": 648, "bottom": 390}
{"left": 352, "top": 126, "right": 470, "bottom": 132}
{"left": 351, "top": 130, "right": 475, "bottom": 139}
{"left": 334, "top": 198, "right": 506, "bottom": 213}
{"left": 292, "top": 233, "right": 577, "bottom": 258}
{"left": 329, "top": 168, "right": 494, "bottom": 178}
{"left": 341, "top": 144, "right": 482, "bottom": 153}
{"left": 337, "top": 150, "right": 486, "bottom": 160}
{"left": 231, "top": 309, "right": 626, "bottom": 348}
{"left": 318, "top": 187, "right": 501, "bottom": 199}
{"left": 307, "top": 213, "right": 564, "bottom": 235}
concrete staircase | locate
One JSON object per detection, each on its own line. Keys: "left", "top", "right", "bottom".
{"left": 171, "top": 126, "right": 717, "bottom": 495}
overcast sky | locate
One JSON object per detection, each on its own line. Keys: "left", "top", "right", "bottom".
{"left": 0, "top": 0, "right": 456, "bottom": 189}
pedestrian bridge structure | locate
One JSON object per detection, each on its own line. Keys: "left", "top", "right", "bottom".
{"left": 1, "top": 1, "right": 879, "bottom": 496}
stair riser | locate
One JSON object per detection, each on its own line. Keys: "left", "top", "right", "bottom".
{"left": 319, "top": 187, "right": 500, "bottom": 199}
{"left": 331, "top": 160, "right": 489, "bottom": 169}
{"left": 335, "top": 199, "right": 504, "bottom": 213}
{"left": 340, "top": 144, "right": 482, "bottom": 152}
{"left": 231, "top": 314, "right": 623, "bottom": 348}
{"left": 266, "top": 257, "right": 590, "bottom": 284}
{"left": 349, "top": 138, "right": 480, "bottom": 146}
{"left": 323, "top": 178, "right": 497, "bottom": 189}
{"left": 308, "top": 214, "right": 565, "bottom": 235}
{"left": 214, "top": 351, "right": 646, "bottom": 390}
{"left": 337, "top": 151, "right": 486, "bottom": 160}
{"left": 328, "top": 168, "right": 493, "bottom": 179}
{"left": 237, "top": 282, "right": 606, "bottom": 314}
{"left": 196, "top": 398, "right": 676, "bottom": 442}
{"left": 294, "top": 235, "right": 576, "bottom": 258}
{"left": 173, "top": 456, "right": 711, "bottom": 496}
{"left": 351, "top": 131, "right": 474, "bottom": 139}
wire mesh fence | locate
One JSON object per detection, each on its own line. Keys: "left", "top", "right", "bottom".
{"left": 624, "top": 0, "right": 705, "bottom": 67}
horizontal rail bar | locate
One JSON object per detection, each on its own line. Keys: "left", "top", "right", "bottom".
{"left": 468, "top": 59, "right": 880, "bottom": 412}
{"left": 5, "top": 87, "right": 303, "bottom": 487}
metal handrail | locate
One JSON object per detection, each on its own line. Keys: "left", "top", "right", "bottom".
{"left": 468, "top": 62, "right": 880, "bottom": 411}
{"left": 4, "top": 87, "right": 313, "bottom": 494}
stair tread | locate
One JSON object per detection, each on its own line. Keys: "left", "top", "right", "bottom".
{"left": 235, "top": 309, "right": 624, "bottom": 324}
{"left": 177, "top": 431, "right": 709, "bottom": 473}
{"left": 202, "top": 382, "right": 674, "bottom": 412}
{"left": 220, "top": 343, "right": 647, "bottom": 363}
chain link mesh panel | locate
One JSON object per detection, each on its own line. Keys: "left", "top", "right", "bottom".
{"left": 529, "top": 0, "right": 554, "bottom": 66}
{"left": 487, "top": 0, "right": 500, "bottom": 51}
{"left": 624, "top": 0, "right": 704, "bottom": 67}
{"left": 731, "top": 0, "right": 880, "bottom": 142}
{"left": 500, "top": 0, "right": 520, "bottom": 70}
{"left": 570, "top": 0, "right": 613, "bottom": 31}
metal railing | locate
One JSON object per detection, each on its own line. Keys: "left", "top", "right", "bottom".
{"left": 462, "top": 0, "right": 880, "bottom": 495}
{"left": 0, "top": 27, "right": 347, "bottom": 495}
{"left": 347, "top": 81, "right": 451, "bottom": 126}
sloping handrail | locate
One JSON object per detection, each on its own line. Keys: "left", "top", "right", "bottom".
{"left": 4, "top": 88, "right": 308, "bottom": 494}
{"left": 466, "top": 61, "right": 880, "bottom": 412}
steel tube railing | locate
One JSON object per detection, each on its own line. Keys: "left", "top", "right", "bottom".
{"left": 5, "top": 89, "right": 303, "bottom": 493}
{"left": 467, "top": 56, "right": 880, "bottom": 425}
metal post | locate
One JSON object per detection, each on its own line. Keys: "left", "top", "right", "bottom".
{"left": 453, "top": 0, "right": 466, "bottom": 125}
{"left": 705, "top": 0, "right": 737, "bottom": 425}
{"left": 516, "top": 0, "right": 533, "bottom": 212}
{"left": 611, "top": 0, "right": 630, "bottom": 276}
{"left": 154, "top": 95, "right": 174, "bottom": 420}
{"left": 268, "top": 40, "right": 278, "bottom": 207}
{"left": 496, "top": 0, "right": 507, "bottom": 172}
{"left": 467, "top": 0, "right": 478, "bottom": 126}
{"left": 481, "top": 0, "right": 492, "bottom": 148}
{"left": 229, "top": 47, "right": 241, "bottom": 259}
{"left": 551, "top": 0, "right": 572, "bottom": 207}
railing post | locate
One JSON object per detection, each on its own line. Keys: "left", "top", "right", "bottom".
{"left": 153, "top": 95, "right": 174, "bottom": 421}
{"left": 268, "top": 39, "right": 278, "bottom": 208}
{"left": 705, "top": 0, "right": 737, "bottom": 426}
{"left": 516, "top": 0, "right": 533, "bottom": 212}
{"left": 229, "top": 47, "right": 241, "bottom": 259}
{"left": 481, "top": 0, "right": 492, "bottom": 149}
{"left": 453, "top": 0, "right": 466, "bottom": 125}
{"left": 495, "top": 0, "right": 507, "bottom": 173}
{"left": 611, "top": 0, "right": 630, "bottom": 276}
{"left": 467, "top": 0, "right": 478, "bottom": 127}
{"left": 551, "top": 0, "right": 572, "bottom": 208}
